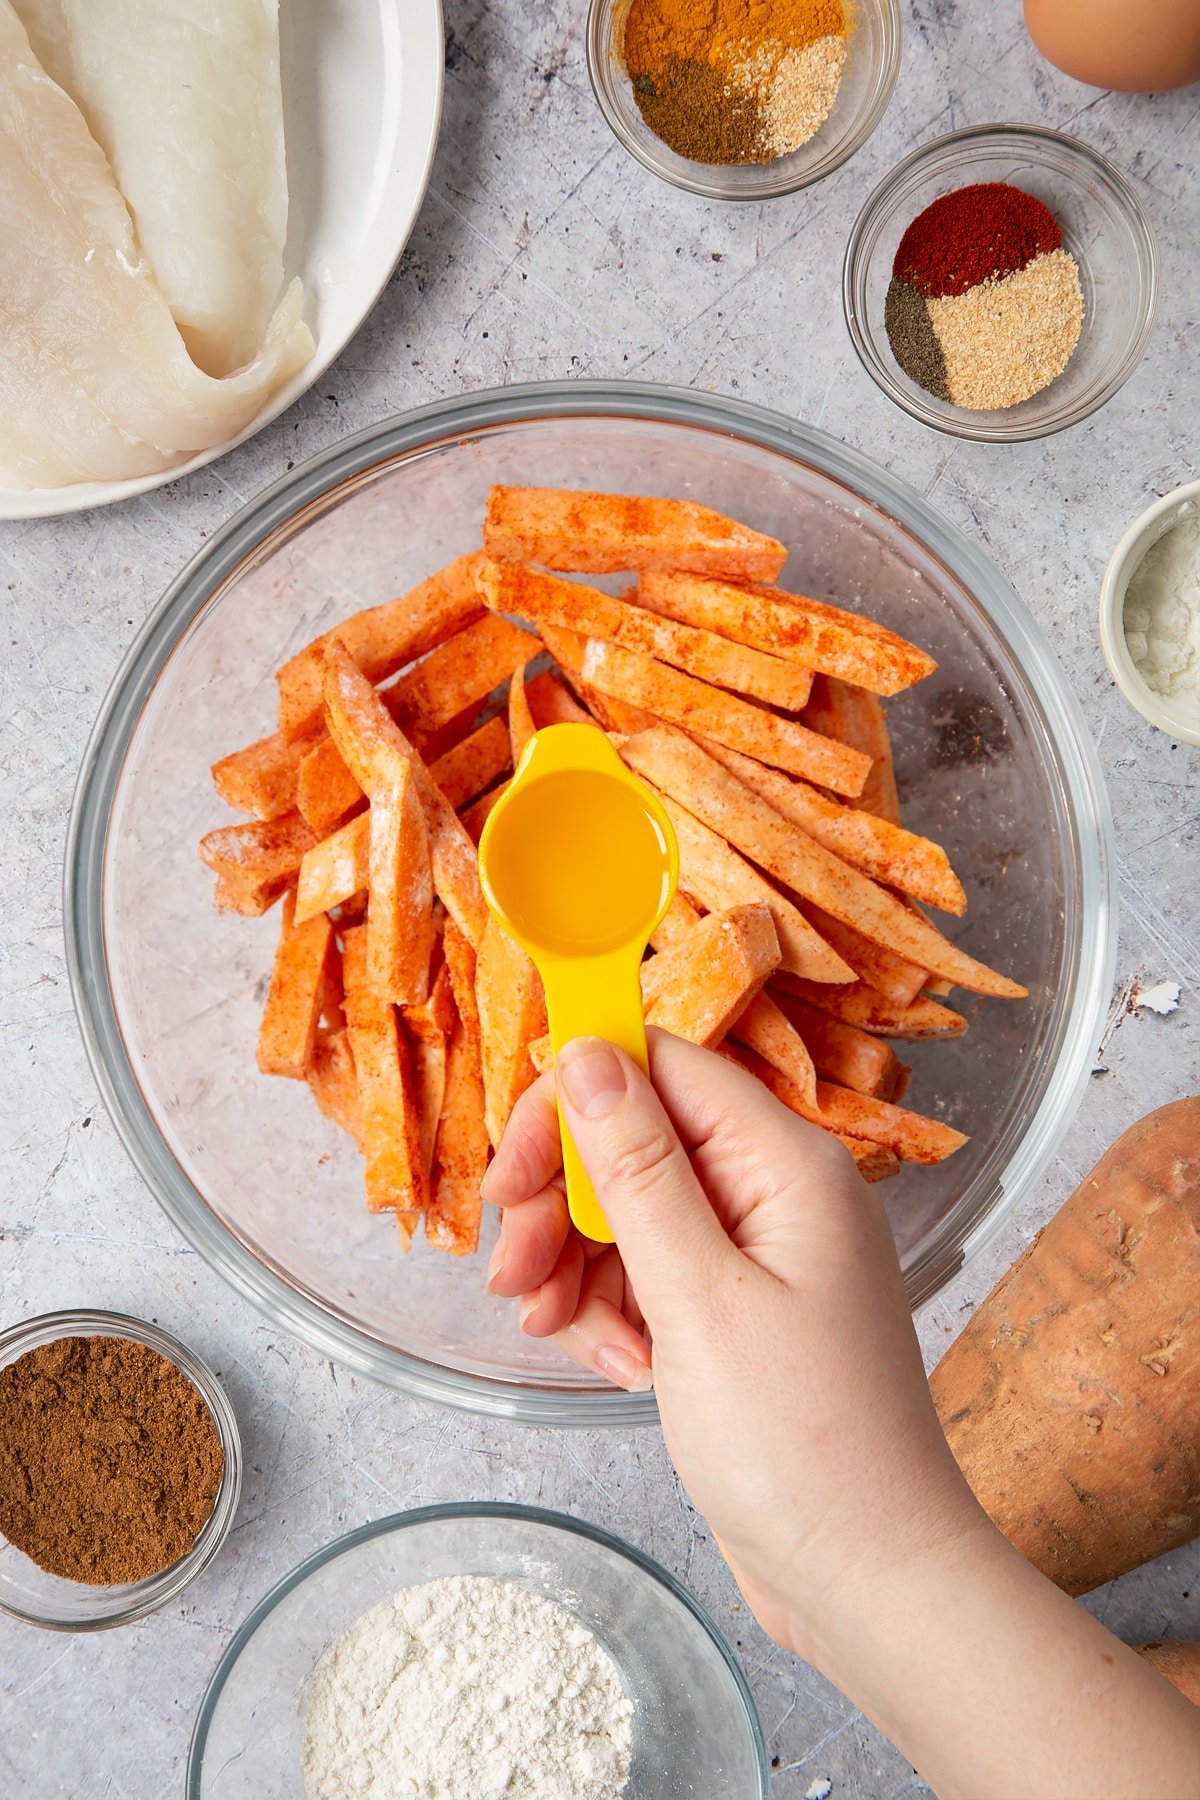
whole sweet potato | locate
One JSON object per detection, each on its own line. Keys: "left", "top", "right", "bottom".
{"left": 931, "top": 1097, "right": 1200, "bottom": 1595}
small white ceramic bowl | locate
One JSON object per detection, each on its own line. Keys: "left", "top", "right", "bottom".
{"left": 1099, "top": 480, "right": 1200, "bottom": 749}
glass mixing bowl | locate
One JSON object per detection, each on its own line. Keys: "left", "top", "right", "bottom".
{"left": 64, "top": 381, "right": 1116, "bottom": 1424}
{"left": 843, "top": 124, "right": 1158, "bottom": 441}
{"left": 187, "top": 1504, "right": 769, "bottom": 1798}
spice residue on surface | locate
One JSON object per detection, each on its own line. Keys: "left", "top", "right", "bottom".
{"left": 884, "top": 182, "right": 1084, "bottom": 410}
{"left": 0, "top": 1334, "right": 224, "bottom": 1584}
{"left": 1122, "top": 510, "right": 1200, "bottom": 723}
{"left": 621, "top": 0, "right": 849, "bottom": 166}
{"left": 302, "top": 1575, "right": 633, "bottom": 1799}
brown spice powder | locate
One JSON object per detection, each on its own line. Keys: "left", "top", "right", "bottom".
{"left": 0, "top": 1335, "right": 224, "bottom": 1585}
{"left": 633, "top": 56, "right": 765, "bottom": 163}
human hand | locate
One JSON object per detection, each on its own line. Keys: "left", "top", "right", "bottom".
{"left": 483, "top": 1030, "right": 981, "bottom": 1657}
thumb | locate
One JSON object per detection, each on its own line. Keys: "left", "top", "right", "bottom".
{"left": 555, "top": 1036, "right": 732, "bottom": 1314}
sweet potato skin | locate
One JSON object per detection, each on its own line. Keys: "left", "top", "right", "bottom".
{"left": 1135, "top": 1641, "right": 1200, "bottom": 1706}
{"left": 931, "top": 1097, "right": 1200, "bottom": 1595}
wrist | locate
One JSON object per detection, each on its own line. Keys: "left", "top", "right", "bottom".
{"left": 778, "top": 1447, "right": 994, "bottom": 1672}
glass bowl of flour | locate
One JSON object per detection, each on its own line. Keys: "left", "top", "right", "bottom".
{"left": 187, "top": 1503, "right": 769, "bottom": 1798}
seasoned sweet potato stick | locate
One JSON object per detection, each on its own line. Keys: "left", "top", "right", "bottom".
{"left": 832, "top": 1134, "right": 902, "bottom": 1183}
{"left": 732, "top": 1045, "right": 968, "bottom": 1165}
{"left": 727, "top": 991, "right": 817, "bottom": 1110}
{"left": 776, "top": 975, "right": 968, "bottom": 1040}
{"left": 382, "top": 614, "right": 538, "bottom": 746}
{"left": 583, "top": 640, "right": 871, "bottom": 795}
{"left": 368, "top": 751, "right": 436, "bottom": 1006}
{"left": 484, "top": 484, "right": 787, "bottom": 582}
{"left": 479, "top": 562, "right": 812, "bottom": 711}
{"left": 401, "top": 961, "right": 457, "bottom": 1178}
{"left": 427, "top": 1015, "right": 489, "bottom": 1255}
{"left": 459, "top": 782, "right": 509, "bottom": 846}
{"left": 809, "top": 1080, "right": 967, "bottom": 1164}
{"left": 535, "top": 621, "right": 658, "bottom": 734}
{"left": 475, "top": 915, "right": 547, "bottom": 1147}
{"left": 508, "top": 661, "right": 536, "bottom": 763}
{"left": 427, "top": 946, "right": 489, "bottom": 1258}
{"left": 639, "top": 571, "right": 936, "bottom": 696}
{"left": 714, "top": 1045, "right": 898, "bottom": 1180}
{"left": 441, "top": 917, "right": 480, "bottom": 1040}
{"left": 199, "top": 811, "right": 319, "bottom": 915}
{"left": 296, "top": 738, "right": 364, "bottom": 836}
{"left": 256, "top": 892, "right": 335, "bottom": 1079}
{"left": 295, "top": 813, "right": 369, "bottom": 923}
{"left": 524, "top": 668, "right": 596, "bottom": 729}
{"left": 429, "top": 716, "right": 512, "bottom": 811}
{"left": 316, "top": 937, "right": 347, "bottom": 1034}
{"left": 802, "top": 675, "right": 901, "bottom": 822}
{"left": 342, "top": 926, "right": 429, "bottom": 1219}
{"left": 300, "top": 617, "right": 537, "bottom": 833}
{"left": 323, "top": 642, "right": 488, "bottom": 947}
{"left": 211, "top": 727, "right": 317, "bottom": 820}
{"left": 276, "top": 552, "right": 487, "bottom": 741}
{"left": 698, "top": 739, "right": 966, "bottom": 915}
{"left": 640, "top": 903, "right": 781, "bottom": 1047}
{"left": 770, "top": 988, "right": 907, "bottom": 1100}
{"left": 797, "top": 900, "right": 928, "bottom": 1007}
{"left": 527, "top": 900, "right": 781, "bottom": 1081}
{"left": 622, "top": 729, "right": 1025, "bottom": 998}
{"left": 662, "top": 794, "right": 854, "bottom": 984}
{"left": 649, "top": 890, "right": 704, "bottom": 952}
{"left": 306, "top": 1029, "right": 364, "bottom": 1148}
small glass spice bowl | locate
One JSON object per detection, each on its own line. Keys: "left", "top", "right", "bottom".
{"left": 0, "top": 1309, "right": 241, "bottom": 1631}
{"left": 586, "top": 0, "right": 901, "bottom": 200}
{"left": 843, "top": 123, "right": 1159, "bottom": 441}
{"left": 1098, "top": 479, "right": 1200, "bottom": 749}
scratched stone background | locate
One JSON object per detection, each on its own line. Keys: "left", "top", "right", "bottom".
{"left": 1, "top": 2, "right": 1197, "bottom": 1795}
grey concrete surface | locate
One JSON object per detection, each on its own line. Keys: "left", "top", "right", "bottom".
{"left": 1, "top": 2, "right": 1197, "bottom": 1794}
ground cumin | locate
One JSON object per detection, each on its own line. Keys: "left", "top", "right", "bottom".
{"left": 0, "top": 1335, "right": 224, "bottom": 1585}
{"left": 621, "top": 0, "right": 848, "bottom": 165}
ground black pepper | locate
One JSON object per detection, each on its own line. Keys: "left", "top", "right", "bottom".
{"left": 884, "top": 279, "right": 950, "bottom": 402}
{"left": 0, "top": 1334, "right": 224, "bottom": 1585}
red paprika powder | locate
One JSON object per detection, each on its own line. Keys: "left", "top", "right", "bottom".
{"left": 893, "top": 182, "right": 1062, "bottom": 298}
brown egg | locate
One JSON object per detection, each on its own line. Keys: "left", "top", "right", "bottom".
{"left": 1024, "top": 0, "right": 1200, "bottom": 91}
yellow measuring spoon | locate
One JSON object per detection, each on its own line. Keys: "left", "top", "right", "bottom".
{"left": 478, "top": 723, "right": 679, "bottom": 1243}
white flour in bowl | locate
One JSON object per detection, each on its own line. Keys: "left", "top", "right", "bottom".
{"left": 1123, "top": 509, "right": 1200, "bottom": 721}
{"left": 301, "top": 1574, "right": 633, "bottom": 1799}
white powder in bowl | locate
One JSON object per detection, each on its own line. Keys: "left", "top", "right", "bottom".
{"left": 301, "top": 1575, "right": 633, "bottom": 1800}
{"left": 1122, "top": 509, "right": 1200, "bottom": 722}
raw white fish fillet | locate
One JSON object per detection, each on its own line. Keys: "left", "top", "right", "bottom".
{"left": 15, "top": 0, "right": 291, "bottom": 376}
{"left": 0, "top": 2, "right": 313, "bottom": 490}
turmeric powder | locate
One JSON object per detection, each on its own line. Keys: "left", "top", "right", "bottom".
{"left": 621, "top": 0, "right": 848, "bottom": 165}
{"left": 623, "top": 0, "right": 845, "bottom": 71}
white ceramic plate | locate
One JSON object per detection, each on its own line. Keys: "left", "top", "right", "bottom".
{"left": 0, "top": 0, "right": 443, "bottom": 521}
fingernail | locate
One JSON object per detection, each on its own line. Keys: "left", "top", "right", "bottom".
{"left": 485, "top": 1234, "right": 506, "bottom": 1294}
{"left": 558, "top": 1039, "right": 627, "bottom": 1120}
{"left": 595, "top": 1345, "right": 654, "bottom": 1393}
{"left": 519, "top": 1292, "right": 541, "bottom": 1333}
